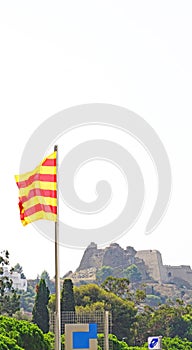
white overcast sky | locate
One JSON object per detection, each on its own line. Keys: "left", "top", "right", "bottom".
{"left": 0, "top": 1, "right": 192, "bottom": 279}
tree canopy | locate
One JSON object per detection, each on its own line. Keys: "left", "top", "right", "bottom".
{"left": 0, "top": 251, "right": 20, "bottom": 316}
{"left": 0, "top": 316, "right": 50, "bottom": 350}
{"left": 74, "top": 283, "right": 137, "bottom": 342}
{"left": 101, "top": 276, "right": 131, "bottom": 299}
{"left": 123, "top": 265, "right": 142, "bottom": 283}
{"left": 13, "top": 263, "right": 26, "bottom": 279}
{"left": 61, "top": 279, "right": 75, "bottom": 312}
{"left": 32, "top": 279, "right": 50, "bottom": 333}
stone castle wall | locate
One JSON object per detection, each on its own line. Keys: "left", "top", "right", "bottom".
{"left": 165, "top": 265, "right": 192, "bottom": 285}
{"left": 75, "top": 242, "right": 192, "bottom": 287}
{"left": 135, "top": 250, "right": 168, "bottom": 283}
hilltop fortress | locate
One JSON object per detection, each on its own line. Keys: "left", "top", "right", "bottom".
{"left": 66, "top": 242, "right": 192, "bottom": 288}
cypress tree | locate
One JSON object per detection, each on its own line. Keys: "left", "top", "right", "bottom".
{"left": 32, "top": 278, "right": 50, "bottom": 333}
{"left": 61, "top": 279, "right": 75, "bottom": 334}
{"left": 61, "top": 279, "right": 75, "bottom": 312}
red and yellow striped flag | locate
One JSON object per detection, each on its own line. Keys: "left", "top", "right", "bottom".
{"left": 15, "top": 151, "right": 57, "bottom": 226}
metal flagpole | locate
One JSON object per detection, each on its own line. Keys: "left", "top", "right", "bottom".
{"left": 54, "top": 145, "right": 61, "bottom": 350}
{"left": 104, "top": 311, "right": 109, "bottom": 350}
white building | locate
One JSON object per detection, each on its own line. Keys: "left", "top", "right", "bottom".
{"left": 2, "top": 266, "right": 27, "bottom": 292}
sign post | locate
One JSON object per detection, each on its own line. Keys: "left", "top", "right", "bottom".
{"left": 148, "top": 336, "right": 162, "bottom": 350}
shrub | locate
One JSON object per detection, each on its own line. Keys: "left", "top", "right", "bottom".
{"left": 0, "top": 316, "right": 51, "bottom": 350}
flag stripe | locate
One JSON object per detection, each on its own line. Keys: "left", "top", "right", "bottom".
{"left": 18, "top": 181, "right": 57, "bottom": 196}
{"left": 20, "top": 189, "right": 57, "bottom": 202}
{"left": 15, "top": 151, "right": 57, "bottom": 226}
{"left": 22, "top": 212, "right": 57, "bottom": 226}
{"left": 42, "top": 158, "right": 56, "bottom": 166}
{"left": 21, "top": 196, "right": 57, "bottom": 208}
{"left": 16, "top": 174, "right": 56, "bottom": 188}
{"left": 24, "top": 203, "right": 57, "bottom": 217}
{"left": 15, "top": 164, "right": 56, "bottom": 182}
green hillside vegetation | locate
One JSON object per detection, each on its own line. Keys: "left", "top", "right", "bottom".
{"left": 72, "top": 281, "right": 192, "bottom": 345}
{"left": 0, "top": 316, "right": 51, "bottom": 350}
{"left": 74, "top": 283, "right": 136, "bottom": 341}
{"left": 99, "top": 334, "right": 192, "bottom": 350}
{"left": 2, "top": 248, "right": 192, "bottom": 349}
{"left": 14, "top": 276, "right": 192, "bottom": 348}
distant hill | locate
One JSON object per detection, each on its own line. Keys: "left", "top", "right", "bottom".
{"left": 64, "top": 242, "right": 192, "bottom": 303}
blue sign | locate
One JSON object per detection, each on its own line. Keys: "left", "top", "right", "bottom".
{"left": 148, "top": 336, "right": 161, "bottom": 349}
{"left": 149, "top": 338, "right": 158, "bottom": 348}
{"left": 73, "top": 324, "right": 97, "bottom": 349}
{"left": 65, "top": 323, "right": 98, "bottom": 350}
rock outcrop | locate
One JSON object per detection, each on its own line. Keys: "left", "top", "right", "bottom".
{"left": 66, "top": 242, "right": 192, "bottom": 288}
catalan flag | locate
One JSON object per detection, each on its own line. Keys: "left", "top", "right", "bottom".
{"left": 15, "top": 151, "right": 57, "bottom": 226}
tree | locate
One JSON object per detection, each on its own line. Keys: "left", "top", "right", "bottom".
{"left": 162, "top": 336, "right": 192, "bottom": 350}
{"left": 134, "top": 301, "right": 192, "bottom": 345}
{"left": 74, "top": 283, "right": 137, "bottom": 342}
{"left": 1, "top": 291, "right": 20, "bottom": 316}
{"left": 0, "top": 334, "right": 24, "bottom": 350}
{"left": 0, "top": 315, "right": 50, "bottom": 350}
{"left": 13, "top": 263, "right": 26, "bottom": 279}
{"left": 32, "top": 279, "right": 50, "bottom": 333}
{"left": 123, "top": 265, "right": 142, "bottom": 283}
{"left": 48, "top": 293, "right": 56, "bottom": 313}
{"left": 133, "top": 289, "right": 146, "bottom": 305}
{"left": 96, "top": 266, "right": 114, "bottom": 284}
{"left": 40, "top": 270, "right": 55, "bottom": 294}
{"left": 0, "top": 250, "right": 12, "bottom": 294}
{"left": 145, "top": 294, "right": 161, "bottom": 307}
{"left": 101, "top": 276, "right": 131, "bottom": 299}
{"left": 19, "top": 285, "right": 36, "bottom": 313}
{"left": 0, "top": 251, "right": 20, "bottom": 316}
{"left": 61, "top": 279, "right": 75, "bottom": 334}
{"left": 61, "top": 279, "right": 75, "bottom": 312}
